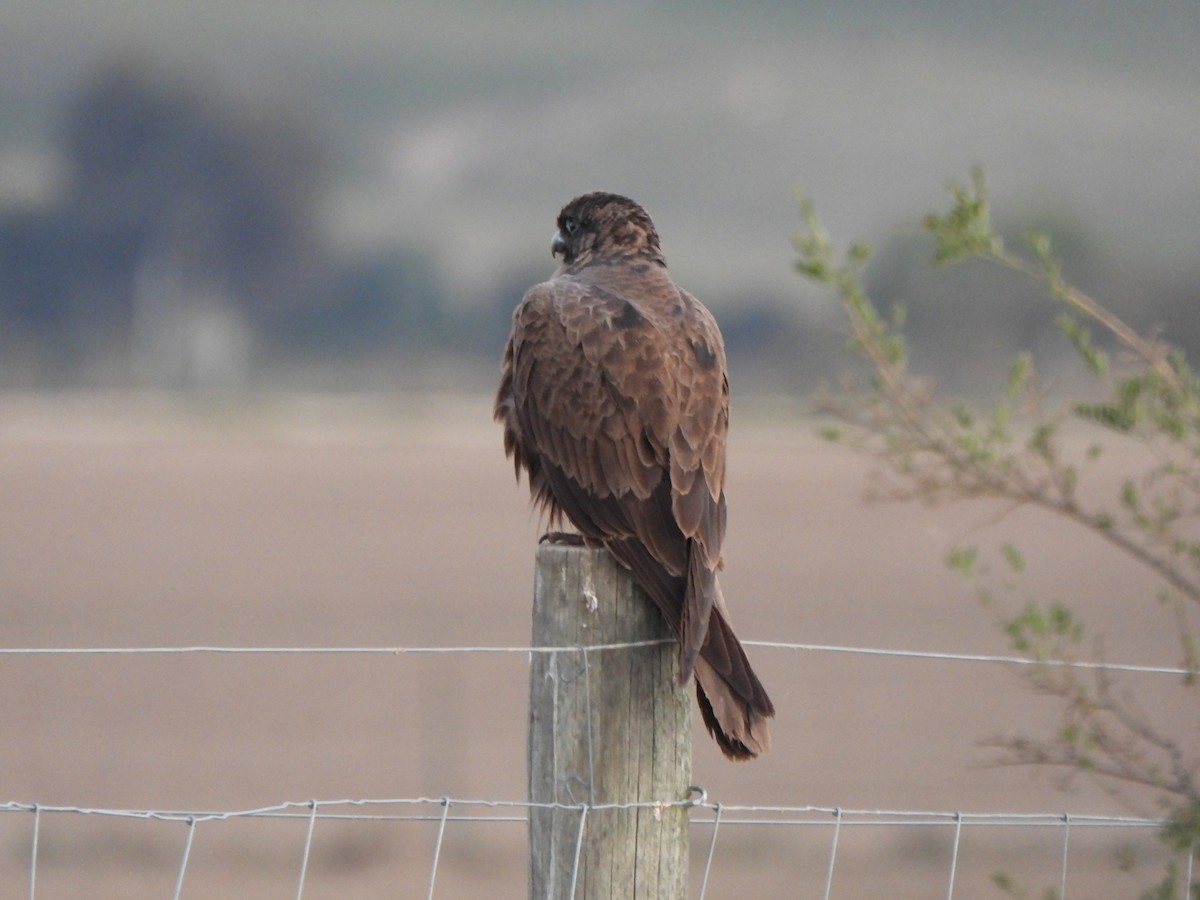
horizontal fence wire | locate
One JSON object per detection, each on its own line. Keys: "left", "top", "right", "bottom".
{"left": 0, "top": 798, "right": 1176, "bottom": 829}
{"left": 4, "top": 798, "right": 1191, "bottom": 899}
{"left": 4, "top": 639, "right": 1195, "bottom": 897}
{"left": 0, "top": 639, "right": 1191, "bottom": 676}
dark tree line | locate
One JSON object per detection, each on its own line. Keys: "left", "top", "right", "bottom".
{"left": 0, "top": 55, "right": 456, "bottom": 389}
{"left": 1, "top": 54, "right": 1195, "bottom": 395}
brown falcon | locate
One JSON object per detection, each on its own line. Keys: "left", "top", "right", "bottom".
{"left": 495, "top": 192, "right": 774, "bottom": 760}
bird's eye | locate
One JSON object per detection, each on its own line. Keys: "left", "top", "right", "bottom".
{"left": 562, "top": 216, "right": 579, "bottom": 235}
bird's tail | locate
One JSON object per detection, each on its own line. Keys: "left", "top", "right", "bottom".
{"left": 600, "top": 537, "right": 774, "bottom": 759}
{"left": 692, "top": 609, "right": 774, "bottom": 760}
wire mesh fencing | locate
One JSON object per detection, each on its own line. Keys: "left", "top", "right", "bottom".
{"left": 1, "top": 640, "right": 1195, "bottom": 898}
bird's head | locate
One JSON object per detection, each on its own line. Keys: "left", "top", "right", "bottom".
{"left": 551, "top": 192, "right": 665, "bottom": 270}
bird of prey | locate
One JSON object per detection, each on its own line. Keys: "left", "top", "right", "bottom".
{"left": 495, "top": 191, "right": 774, "bottom": 760}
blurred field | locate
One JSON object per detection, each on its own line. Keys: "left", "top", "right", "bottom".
{"left": 0, "top": 393, "right": 1191, "bottom": 897}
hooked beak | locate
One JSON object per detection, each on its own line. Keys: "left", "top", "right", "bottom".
{"left": 551, "top": 231, "right": 568, "bottom": 259}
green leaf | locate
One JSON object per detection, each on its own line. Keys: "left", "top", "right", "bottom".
{"left": 924, "top": 166, "right": 1003, "bottom": 265}
{"left": 1004, "top": 602, "right": 1083, "bottom": 658}
{"left": 818, "top": 425, "right": 844, "bottom": 443}
{"left": 1029, "top": 423, "right": 1056, "bottom": 457}
{"left": 1006, "top": 353, "right": 1032, "bottom": 402}
{"left": 794, "top": 257, "right": 829, "bottom": 281}
{"left": 848, "top": 241, "right": 873, "bottom": 265}
{"left": 993, "top": 401, "right": 1011, "bottom": 435}
{"left": 1120, "top": 480, "right": 1140, "bottom": 511}
{"left": 1062, "top": 464, "right": 1078, "bottom": 494}
{"left": 1028, "top": 230, "right": 1052, "bottom": 264}
{"left": 1001, "top": 543, "right": 1025, "bottom": 574}
{"left": 946, "top": 545, "right": 979, "bottom": 579}
{"left": 1075, "top": 402, "right": 1134, "bottom": 432}
{"left": 1057, "top": 313, "right": 1109, "bottom": 377}
{"left": 1160, "top": 802, "right": 1200, "bottom": 852}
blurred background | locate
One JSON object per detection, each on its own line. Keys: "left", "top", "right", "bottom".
{"left": 1, "top": 0, "right": 1198, "bottom": 395}
{"left": 2, "top": 2, "right": 1199, "bottom": 896}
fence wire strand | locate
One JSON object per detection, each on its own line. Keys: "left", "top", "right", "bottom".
{"left": 2, "top": 797, "right": 1188, "bottom": 897}
{"left": 697, "top": 801, "right": 722, "bottom": 900}
{"left": 822, "top": 806, "right": 842, "bottom": 900}
{"left": 945, "top": 811, "right": 963, "bottom": 900}
{"left": 426, "top": 797, "right": 451, "bottom": 900}
{"left": 0, "top": 639, "right": 1190, "bottom": 676}
{"left": 295, "top": 800, "right": 318, "bottom": 900}
{"left": 4, "top": 636, "right": 1195, "bottom": 895}
{"left": 26, "top": 804, "right": 38, "bottom": 900}
{"left": 1059, "top": 812, "right": 1071, "bottom": 898}
{"left": 172, "top": 816, "right": 195, "bottom": 900}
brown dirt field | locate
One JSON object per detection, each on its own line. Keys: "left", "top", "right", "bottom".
{"left": 0, "top": 394, "right": 1192, "bottom": 897}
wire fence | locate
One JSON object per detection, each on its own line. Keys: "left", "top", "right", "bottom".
{"left": 0, "top": 796, "right": 1187, "bottom": 900}
{"left": 1, "top": 638, "right": 1191, "bottom": 676}
{"left": 3, "top": 638, "right": 1196, "bottom": 898}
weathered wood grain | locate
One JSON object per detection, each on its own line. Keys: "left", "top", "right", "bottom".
{"left": 528, "top": 543, "right": 691, "bottom": 899}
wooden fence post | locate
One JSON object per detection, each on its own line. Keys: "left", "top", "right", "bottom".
{"left": 528, "top": 542, "right": 692, "bottom": 900}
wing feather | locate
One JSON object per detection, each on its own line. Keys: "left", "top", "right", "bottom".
{"left": 506, "top": 281, "right": 670, "bottom": 500}
{"left": 496, "top": 253, "right": 772, "bottom": 760}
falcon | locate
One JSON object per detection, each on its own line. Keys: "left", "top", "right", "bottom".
{"left": 495, "top": 191, "right": 774, "bottom": 759}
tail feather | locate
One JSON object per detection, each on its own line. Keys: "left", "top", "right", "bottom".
{"left": 693, "top": 609, "right": 774, "bottom": 760}
{"left": 600, "top": 536, "right": 774, "bottom": 760}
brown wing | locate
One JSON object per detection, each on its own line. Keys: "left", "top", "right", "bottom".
{"left": 496, "top": 273, "right": 773, "bottom": 759}
{"left": 663, "top": 287, "right": 730, "bottom": 679}
{"left": 498, "top": 273, "right": 728, "bottom": 653}
{"left": 499, "top": 278, "right": 681, "bottom": 560}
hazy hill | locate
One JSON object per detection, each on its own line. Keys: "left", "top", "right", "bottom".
{"left": 0, "top": 1, "right": 1197, "bottom": 391}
